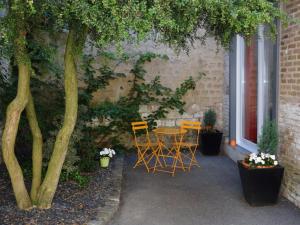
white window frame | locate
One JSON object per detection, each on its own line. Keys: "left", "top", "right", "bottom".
{"left": 236, "top": 26, "right": 266, "bottom": 153}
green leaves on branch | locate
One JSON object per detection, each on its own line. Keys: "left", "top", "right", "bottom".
{"left": 0, "top": 0, "right": 288, "bottom": 63}
{"left": 38, "top": 0, "right": 285, "bottom": 51}
{"left": 78, "top": 52, "right": 197, "bottom": 155}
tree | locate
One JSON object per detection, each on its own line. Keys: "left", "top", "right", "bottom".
{"left": 1, "top": 0, "right": 286, "bottom": 209}
{"left": 1, "top": 0, "right": 42, "bottom": 209}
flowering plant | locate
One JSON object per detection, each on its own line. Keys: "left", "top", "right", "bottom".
{"left": 244, "top": 152, "right": 278, "bottom": 168}
{"left": 99, "top": 148, "right": 116, "bottom": 158}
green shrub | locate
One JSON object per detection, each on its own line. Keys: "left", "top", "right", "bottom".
{"left": 203, "top": 109, "right": 217, "bottom": 130}
{"left": 258, "top": 120, "right": 279, "bottom": 155}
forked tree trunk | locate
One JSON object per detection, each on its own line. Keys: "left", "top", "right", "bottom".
{"left": 36, "top": 28, "right": 84, "bottom": 209}
{"left": 2, "top": 62, "right": 32, "bottom": 209}
{"left": 26, "top": 92, "right": 43, "bottom": 203}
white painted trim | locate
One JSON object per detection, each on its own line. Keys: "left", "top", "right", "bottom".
{"left": 235, "top": 35, "right": 242, "bottom": 149}
{"left": 257, "top": 25, "right": 265, "bottom": 137}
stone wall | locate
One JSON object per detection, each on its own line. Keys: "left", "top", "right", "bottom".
{"left": 278, "top": 1, "right": 300, "bottom": 208}
{"left": 89, "top": 38, "right": 225, "bottom": 129}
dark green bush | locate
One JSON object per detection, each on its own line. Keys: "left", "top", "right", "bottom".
{"left": 258, "top": 120, "right": 279, "bottom": 155}
{"left": 203, "top": 109, "right": 217, "bottom": 130}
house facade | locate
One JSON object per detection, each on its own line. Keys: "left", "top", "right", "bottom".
{"left": 225, "top": 1, "right": 300, "bottom": 208}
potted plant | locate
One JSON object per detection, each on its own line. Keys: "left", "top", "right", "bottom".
{"left": 200, "top": 109, "right": 223, "bottom": 155}
{"left": 238, "top": 120, "right": 284, "bottom": 206}
{"left": 99, "top": 148, "right": 116, "bottom": 168}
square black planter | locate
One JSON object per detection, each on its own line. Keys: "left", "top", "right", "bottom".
{"left": 199, "top": 131, "right": 223, "bottom": 155}
{"left": 237, "top": 160, "right": 284, "bottom": 206}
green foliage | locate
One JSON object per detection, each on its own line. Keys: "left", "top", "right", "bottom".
{"left": 203, "top": 109, "right": 217, "bottom": 131}
{"left": 28, "top": 39, "right": 62, "bottom": 77}
{"left": 60, "top": 170, "right": 90, "bottom": 188}
{"left": 36, "top": 0, "right": 286, "bottom": 52}
{"left": 258, "top": 120, "right": 279, "bottom": 155}
{"left": 75, "top": 51, "right": 197, "bottom": 171}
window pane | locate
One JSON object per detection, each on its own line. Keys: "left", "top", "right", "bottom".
{"left": 243, "top": 38, "right": 257, "bottom": 143}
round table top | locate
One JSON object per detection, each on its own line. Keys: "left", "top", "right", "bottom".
{"left": 153, "top": 127, "right": 187, "bottom": 135}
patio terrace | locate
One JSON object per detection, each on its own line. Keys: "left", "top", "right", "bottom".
{"left": 110, "top": 154, "right": 300, "bottom": 225}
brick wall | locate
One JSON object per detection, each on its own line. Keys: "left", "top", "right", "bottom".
{"left": 278, "top": 0, "right": 300, "bottom": 208}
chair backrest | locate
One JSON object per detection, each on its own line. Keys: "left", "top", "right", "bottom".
{"left": 180, "top": 120, "right": 201, "bottom": 144}
{"left": 131, "top": 121, "right": 151, "bottom": 146}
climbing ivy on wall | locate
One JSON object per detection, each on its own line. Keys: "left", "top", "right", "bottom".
{"left": 77, "top": 52, "right": 198, "bottom": 171}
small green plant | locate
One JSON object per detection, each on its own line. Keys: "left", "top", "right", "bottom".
{"left": 258, "top": 120, "right": 279, "bottom": 155}
{"left": 60, "top": 170, "right": 90, "bottom": 188}
{"left": 203, "top": 109, "right": 217, "bottom": 131}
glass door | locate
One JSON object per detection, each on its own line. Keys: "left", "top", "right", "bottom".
{"left": 236, "top": 26, "right": 276, "bottom": 152}
{"left": 243, "top": 36, "right": 258, "bottom": 144}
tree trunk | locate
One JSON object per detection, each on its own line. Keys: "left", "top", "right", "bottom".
{"left": 36, "top": 28, "right": 84, "bottom": 209}
{"left": 26, "top": 92, "right": 43, "bottom": 203}
{"left": 2, "top": 63, "right": 32, "bottom": 209}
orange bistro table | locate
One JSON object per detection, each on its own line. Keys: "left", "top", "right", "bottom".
{"left": 153, "top": 127, "right": 187, "bottom": 176}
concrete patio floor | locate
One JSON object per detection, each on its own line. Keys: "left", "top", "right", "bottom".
{"left": 110, "top": 154, "right": 300, "bottom": 225}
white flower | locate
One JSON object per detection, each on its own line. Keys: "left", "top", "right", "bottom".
{"left": 261, "top": 160, "right": 265, "bottom": 165}
{"left": 270, "top": 155, "right": 276, "bottom": 160}
{"left": 100, "top": 148, "right": 116, "bottom": 158}
{"left": 274, "top": 161, "right": 278, "bottom": 166}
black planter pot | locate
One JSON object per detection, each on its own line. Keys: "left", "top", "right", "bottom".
{"left": 238, "top": 160, "right": 284, "bottom": 206}
{"left": 200, "top": 130, "right": 223, "bottom": 155}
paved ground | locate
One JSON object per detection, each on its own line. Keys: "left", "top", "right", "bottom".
{"left": 110, "top": 154, "right": 300, "bottom": 225}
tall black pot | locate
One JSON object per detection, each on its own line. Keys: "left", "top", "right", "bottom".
{"left": 238, "top": 160, "right": 284, "bottom": 206}
{"left": 199, "top": 130, "right": 223, "bottom": 155}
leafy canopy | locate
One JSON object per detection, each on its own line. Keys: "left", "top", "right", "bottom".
{"left": 1, "top": 0, "right": 285, "bottom": 57}
{"left": 45, "top": 0, "right": 285, "bottom": 49}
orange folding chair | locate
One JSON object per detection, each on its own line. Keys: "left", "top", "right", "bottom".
{"left": 131, "top": 121, "right": 160, "bottom": 172}
{"left": 180, "top": 120, "right": 201, "bottom": 170}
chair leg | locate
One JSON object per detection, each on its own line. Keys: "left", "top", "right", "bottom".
{"left": 134, "top": 148, "right": 150, "bottom": 172}
{"left": 152, "top": 147, "right": 163, "bottom": 168}
{"left": 178, "top": 151, "right": 186, "bottom": 172}
{"left": 133, "top": 151, "right": 142, "bottom": 168}
{"left": 188, "top": 147, "right": 199, "bottom": 171}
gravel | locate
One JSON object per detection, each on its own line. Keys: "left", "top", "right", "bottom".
{"left": 0, "top": 161, "right": 117, "bottom": 225}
